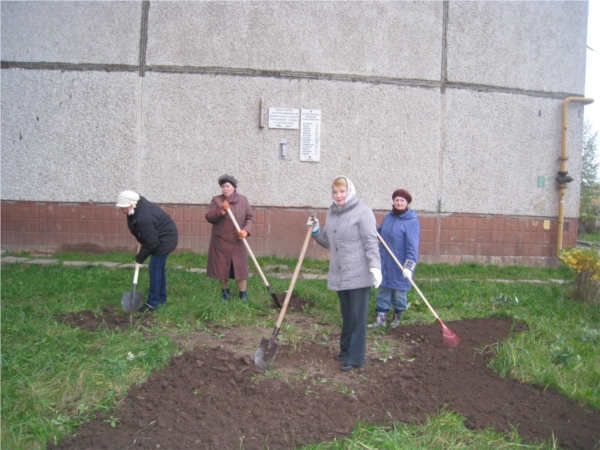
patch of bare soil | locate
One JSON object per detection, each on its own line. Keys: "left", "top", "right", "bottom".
{"left": 274, "top": 293, "right": 316, "bottom": 312}
{"left": 60, "top": 304, "right": 154, "bottom": 332}
{"left": 52, "top": 304, "right": 599, "bottom": 450}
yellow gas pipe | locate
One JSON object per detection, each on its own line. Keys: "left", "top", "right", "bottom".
{"left": 556, "top": 97, "right": 594, "bottom": 254}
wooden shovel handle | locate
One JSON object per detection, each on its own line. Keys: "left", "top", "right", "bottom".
{"left": 133, "top": 243, "right": 142, "bottom": 285}
{"left": 275, "top": 223, "right": 314, "bottom": 328}
{"left": 226, "top": 207, "right": 270, "bottom": 286}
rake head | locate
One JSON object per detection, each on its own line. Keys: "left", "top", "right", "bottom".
{"left": 437, "top": 318, "right": 460, "bottom": 346}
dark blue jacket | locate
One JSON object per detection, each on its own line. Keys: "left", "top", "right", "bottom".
{"left": 377, "top": 209, "right": 420, "bottom": 291}
{"left": 127, "top": 196, "right": 178, "bottom": 263}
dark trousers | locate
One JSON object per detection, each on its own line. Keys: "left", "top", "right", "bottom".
{"left": 147, "top": 253, "right": 169, "bottom": 308}
{"left": 337, "top": 287, "right": 370, "bottom": 367}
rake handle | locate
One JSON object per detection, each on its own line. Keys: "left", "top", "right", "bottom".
{"left": 376, "top": 231, "right": 441, "bottom": 321}
{"left": 226, "top": 207, "right": 270, "bottom": 287}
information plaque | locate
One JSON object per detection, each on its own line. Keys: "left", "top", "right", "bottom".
{"left": 268, "top": 108, "right": 299, "bottom": 129}
{"left": 300, "top": 109, "right": 321, "bottom": 162}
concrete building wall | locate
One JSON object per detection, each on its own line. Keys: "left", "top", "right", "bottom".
{"left": 0, "top": 1, "right": 589, "bottom": 265}
{"left": 0, "top": 1, "right": 141, "bottom": 65}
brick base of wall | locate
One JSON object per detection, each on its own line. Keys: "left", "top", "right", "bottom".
{"left": 1, "top": 201, "right": 577, "bottom": 267}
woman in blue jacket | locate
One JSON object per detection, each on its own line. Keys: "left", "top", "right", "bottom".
{"left": 368, "top": 189, "right": 420, "bottom": 329}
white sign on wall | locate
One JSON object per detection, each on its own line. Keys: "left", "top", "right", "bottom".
{"left": 268, "top": 108, "right": 299, "bottom": 129}
{"left": 300, "top": 109, "right": 321, "bottom": 162}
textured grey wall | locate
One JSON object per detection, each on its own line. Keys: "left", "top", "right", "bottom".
{"left": 146, "top": 2, "right": 443, "bottom": 79}
{"left": 0, "top": 2, "right": 142, "bottom": 64}
{"left": 447, "top": 2, "right": 587, "bottom": 93}
{"left": 1, "top": 1, "right": 589, "bottom": 217}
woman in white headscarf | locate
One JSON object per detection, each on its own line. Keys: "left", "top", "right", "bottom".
{"left": 116, "top": 190, "right": 178, "bottom": 312}
{"left": 307, "top": 176, "right": 381, "bottom": 371}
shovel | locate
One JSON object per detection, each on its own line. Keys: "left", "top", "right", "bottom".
{"left": 121, "top": 244, "right": 144, "bottom": 313}
{"left": 254, "top": 221, "right": 314, "bottom": 369}
{"left": 226, "top": 208, "right": 282, "bottom": 307}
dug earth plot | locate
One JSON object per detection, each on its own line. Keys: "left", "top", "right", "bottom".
{"left": 52, "top": 307, "right": 599, "bottom": 450}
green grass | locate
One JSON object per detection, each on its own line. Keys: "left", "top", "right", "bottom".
{"left": 1, "top": 254, "right": 598, "bottom": 449}
{"left": 414, "top": 262, "right": 572, "bottom": 281}
{"left": 301, "top": 411, "right": 558, "bottom": 449}
{"left": 578, "top": 232, "right": 600, "bottom": 244}
{"left": 1, "top": 264, "right": 179, "bottom": 449}
{"left": 406, "top": 278, "right": 600, "bottom": 408}
{"left": 2, "top": 250, "right": 209, "bottom": 269}
{"left": 3, "top": 250, "right": 573, "bottom": 281}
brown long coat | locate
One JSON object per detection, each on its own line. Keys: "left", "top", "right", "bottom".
{"left": 206, "top": 193, "right": 254, "bottom": 281}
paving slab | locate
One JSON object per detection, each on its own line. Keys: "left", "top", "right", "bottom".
{"left": 188, "top": 268, "right": 207, "bottom": 273}
{"left": 1, "top": 256, "right": 31, "bottom": 263}
{"left": 264, "top": 264, "right": 290, "bottom": 271}
{"left": 267, "top": 273, "right": 292, "bottom": 279}
{"left": 89, "top": 262, "right": 123, "bottom": 268}
{"left": 63, "top": 261, "right": 92, "bottom": 267}
{"left": 302, "top": 274, "right": 328, "bottom": 280}
{"left": 24, "top": 259, "right": 60, "bottom": 265}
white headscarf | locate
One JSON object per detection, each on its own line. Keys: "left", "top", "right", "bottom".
{"left": 332, "top": 176, "right": 357, "bottom": 207}
{"left": 116, "top": 191, "right": 140, "bottom": 214}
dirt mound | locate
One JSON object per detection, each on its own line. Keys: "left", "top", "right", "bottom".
{"left": 273, "top": 293, "right": 317, "bottom": 311}
{"left": 60, "top": 304, "right": 154, "bottom": 332}
{"left": 50, "top": 315, "right": 599, "bottom": 449}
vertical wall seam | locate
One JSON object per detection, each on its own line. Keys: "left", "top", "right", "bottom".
{"left": 136, "top": 1, "right": 150, "bottom": 191}
{"left": 436, "top": 0, "right": 449, "bottom": 257}
{"left": 440, "top": 0, "right": 448, "bottom": 93}
{"left": 137, "top": 77, "right": 144, "bottom": 192}
{"left": 139, "top": 0, "right": 149, "bottom": 77}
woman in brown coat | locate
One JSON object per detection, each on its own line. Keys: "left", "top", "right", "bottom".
{"left": 206, "top": 174, "right": 255, "bottom": 301}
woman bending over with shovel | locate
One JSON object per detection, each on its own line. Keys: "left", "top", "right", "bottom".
{"left": 307, "top": 176, "right": 381, "bottom": 371}
{"left": 368, "top": 189, "right": 420, "bottom": 329}
{"left": 206, "top": 174, "right": 255, "bottom": 301}
{"left": 116, "top": 190, "right": 179, "bottom": 313}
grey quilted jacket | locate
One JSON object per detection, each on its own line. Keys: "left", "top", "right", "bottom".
{"left": 312, "top": 195, "right": 381, "bottom": 291}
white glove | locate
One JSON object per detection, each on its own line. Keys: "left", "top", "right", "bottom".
{"left": 370, "top": 268, "right": 382, "bottom": 288}
{"left": 307, "top": 216, "right": 320, "bottom": 233}
{"left": 403, "top": 260, "right": 416, "bottom": 279}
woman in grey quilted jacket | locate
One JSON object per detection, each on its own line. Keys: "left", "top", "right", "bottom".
{"left": 307, "top": 176, "right": 381, "bottom": 371}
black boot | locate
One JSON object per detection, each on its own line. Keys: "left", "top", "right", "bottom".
{"left": 222, "top": 288, "right": 230, "bottom": 300}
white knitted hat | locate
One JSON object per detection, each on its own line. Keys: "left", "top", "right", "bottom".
{"left": 116, "top": 190, "right": 140, "bottom": 208}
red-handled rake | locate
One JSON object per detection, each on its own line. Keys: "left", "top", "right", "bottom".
{"left": 377, "top": 232, "right": 460, "bottom": 346}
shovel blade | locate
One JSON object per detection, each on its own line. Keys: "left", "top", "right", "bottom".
{"left": 271, "top": 293, "right": 282, "bottom": 308}
{"left": 121, "top": 291, "right": 143, "bottom": 313}
{"left": 254, "top": 337, "right": 279, "bottom": 369}
{"left": 267, "top": 285, "right": 282, "bottom": 308}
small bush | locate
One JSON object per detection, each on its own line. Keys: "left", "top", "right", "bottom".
{"left": 557, "top": 247, "right": 600, "bottom": 303}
